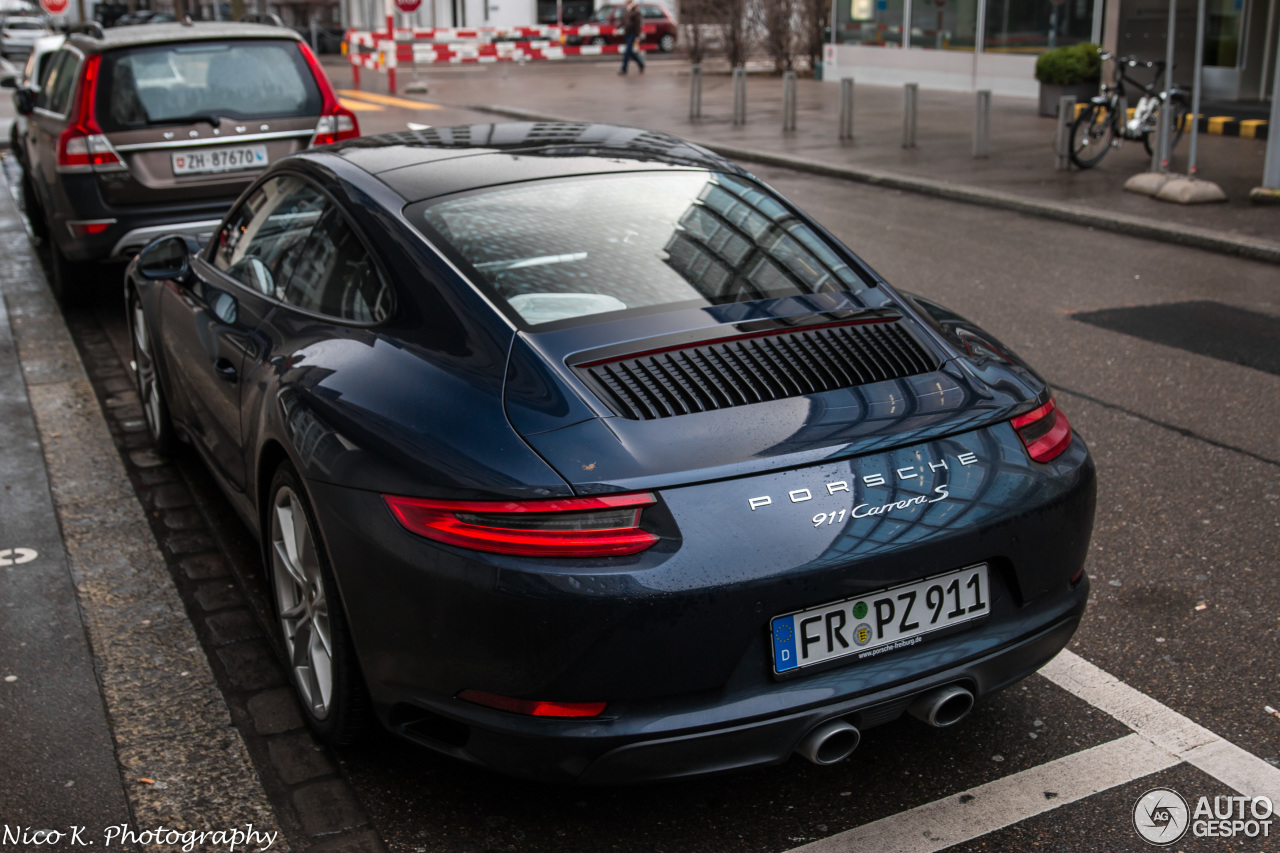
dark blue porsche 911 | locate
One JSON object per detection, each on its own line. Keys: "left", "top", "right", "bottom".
{"left": 125, "top": 123, "right": 1095, "bottom": 784}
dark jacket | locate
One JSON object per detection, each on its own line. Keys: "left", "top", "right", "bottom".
{"left": 623, "top": 4, "right": 642, "bottom": 38}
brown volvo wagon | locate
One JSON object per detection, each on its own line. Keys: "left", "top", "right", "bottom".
{"left": 11, "top": 20, "right": 358, "bottom": 299}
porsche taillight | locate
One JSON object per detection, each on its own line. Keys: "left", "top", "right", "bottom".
{"left": 297, "top": 40, "right": 360, "bottom": 146}
{"left": 56, "top": 54, "right": 126, "bottom": 173}
{"left": 1011, "top": 398, "right": 1073, "bottom": 463}
{"left": 383, "top": 492, "right": 659, "bottom": 557}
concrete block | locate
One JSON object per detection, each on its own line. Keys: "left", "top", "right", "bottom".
{"left": 267, "top": 729, "right": 336, "bottom": 784}
{"left": 1250, "top": 187, "right": 1280, "bottom": 205}
{"left": 1156, "top": 178, "right": 1228, "bottom": 205}
{"left": 1123, "top": 172, "right": 1172, "bottom": 196}
{"left": 293, "top": 780, "right": 369, "bottom": 836}
{"left": 216, "top": 640, "right": 286, "bottom": 691}
{"left": 247, "top": 687, "right": 306, "bottom": 735}
{"left": 179, "top": 552, "right": 230, "bottom": 580}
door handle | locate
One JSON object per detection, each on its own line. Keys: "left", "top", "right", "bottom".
{"left": 213, "top": 357, "right": 238, "bottom": 382}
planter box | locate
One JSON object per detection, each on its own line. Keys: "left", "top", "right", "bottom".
{"left": 1038, "top": 82, "right": 1098, "bottom": 117}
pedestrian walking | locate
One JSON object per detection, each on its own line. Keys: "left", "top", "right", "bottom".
{"left": 619, "top": 0, "right": 645, "bottom": 75}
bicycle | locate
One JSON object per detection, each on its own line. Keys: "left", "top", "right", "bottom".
{"left": 1067, "top": 50, "right": 1191, "bottom": 169}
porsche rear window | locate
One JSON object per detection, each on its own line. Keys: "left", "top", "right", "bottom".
{"left": 412, "top": 171, "right": 873, "bottom": 328}
{"left": 96, "top": 40, "right": 320, "bottom": 131}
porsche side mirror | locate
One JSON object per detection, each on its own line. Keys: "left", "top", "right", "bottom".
{"left": 136, "top": 235, "right": 191, "bottom": 281}
{"left": 12, "top": 87, "right": 34, "bottom": 115}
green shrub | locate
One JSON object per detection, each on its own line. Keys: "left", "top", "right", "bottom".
{"left": 1035, "top": 42, "right": 1101, "bottom": 85}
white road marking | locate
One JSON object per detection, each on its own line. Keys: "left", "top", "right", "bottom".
{"left": 787, "top": 734, "right": 1178, "bottom": 853}
{"left": 783, "top": 649, "right": 1280, "bottom": 853}
{"left": 0, "top": 547, "right": 38, "bottom": 565}
{"left": 1042, "top": 650, "right": 1280, "bottom": 803}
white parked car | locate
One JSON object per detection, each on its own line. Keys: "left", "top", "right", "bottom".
{"left": 2, "top": 31, "right": 62, "bottom": 163}
{"left": 1, "top": 15, "right": 50, "bottom": 58}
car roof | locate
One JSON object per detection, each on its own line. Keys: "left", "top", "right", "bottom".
{"left": 323, "top": 122, "right": 747, "bottom": 202}
{"left": 67, "top": 21, "right": 300, "bottom": 52}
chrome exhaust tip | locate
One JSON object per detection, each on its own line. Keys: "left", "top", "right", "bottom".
{"left": 908, "top": 684, "right": 975, "bottom": 728}
{"left": 796, "top": 719, "right": 861, "bottom": 765}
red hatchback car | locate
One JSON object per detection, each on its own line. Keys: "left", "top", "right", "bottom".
{"left": 572, "top": 3, "right": 677, "bottom": 52}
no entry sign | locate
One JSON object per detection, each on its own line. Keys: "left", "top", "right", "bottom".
{"left": 394, "top": 0, "right": 422, "bottom": 12}
{"left": 40, "top": 0, "right": 69, "bottom": 14}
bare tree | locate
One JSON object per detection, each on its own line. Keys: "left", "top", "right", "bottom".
{"left": 679, "top": 0, "right": 710, "bottom": 64}
{"left": 718, "top": 0, "right": 751, "bottom": 67}
{"left": 796, "top": 0, "right": 828, "bottom": 76}
{"left": 759, "top": 0, "right": 794, "bottom": 72}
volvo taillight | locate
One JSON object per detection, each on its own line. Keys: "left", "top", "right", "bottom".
{"left": 383, "top": 492, "right": 659, "bottom": 557}
{"left": 297, "top": 41, "right": 360, "bottom": 146}
{"left": 1011, "top": 398, "right": 1073, "bottom": 463}
{"left": 56, "top": 54, "right": 126, "bottom": 174}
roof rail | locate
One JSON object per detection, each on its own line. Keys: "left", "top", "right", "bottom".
{"left": 68, "top": 21, "right": 104, "bottom": 38}
{"left": 238, "top": 12, "right": 284, "bottom": 26}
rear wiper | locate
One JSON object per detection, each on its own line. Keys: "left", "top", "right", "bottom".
{"left": 158, "top": 114, "right": 222, "bottom": 128}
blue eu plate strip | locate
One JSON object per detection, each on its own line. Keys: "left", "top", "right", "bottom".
{"left": 772, "top": 615, "right": 798, "bottom": 672}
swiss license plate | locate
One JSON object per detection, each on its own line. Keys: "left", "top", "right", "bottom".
{"left": 770, "top": 564, "right": 989, "bottom": 674}
{"left": 171, "top": 145, "right": 268, "bottom": 175}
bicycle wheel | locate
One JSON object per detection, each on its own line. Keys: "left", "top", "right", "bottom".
{"left": 1069, "top": 103, "right": 1115, "bottom": 169}
{"left": 1142, "top": 93, "right": 1191, "bottom": 157}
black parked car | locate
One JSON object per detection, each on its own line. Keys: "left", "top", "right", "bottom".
{"left": 126, "top": 123, "right": 1095, "bottom": 783}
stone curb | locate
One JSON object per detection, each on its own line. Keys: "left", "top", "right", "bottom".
{"left": 471, "top": 104, "right": 1280, "bottom": 268}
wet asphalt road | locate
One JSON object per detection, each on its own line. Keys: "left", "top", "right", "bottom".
{"left": 60, "top": 123, "right": 1280, "bottom": 851}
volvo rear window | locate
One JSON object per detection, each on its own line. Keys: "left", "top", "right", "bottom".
{"left": 410, "top": 171, "right": 875, "bottom": 328}
{"left": 96, "top": 40, "right": 320, "bottom": 131}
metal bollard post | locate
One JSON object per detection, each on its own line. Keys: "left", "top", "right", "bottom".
{"left": 782, "top": 71, "right": 797, "bottom": 131}
{"left": 1055, "top": 95, "right": 1075, "bottom": 170}
{"left": 973, "top": 90, "right": 991, "bottom": 158}
{"left": 732, "top": 67, "right": 747, "bottom": 126}
{"left": 689, "top": 64, "right": 703, "bottom": 119}
{"left": 839, "top": 77, "right": 854, "bottom": 140}
{"left": 902, "top": 82, "right": 918, "bottom": 148}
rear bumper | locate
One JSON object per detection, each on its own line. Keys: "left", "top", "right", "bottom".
{"left": 45, "top": 174, "right": 235, "bottom": 263}
{"left": 307, "top": 424, "right": 1096, "bottom": 783}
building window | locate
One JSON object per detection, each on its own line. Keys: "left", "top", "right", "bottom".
{"left": 912, "top": 0, "right": 978, "bottom": 51}
{"left": 836, "top": 0, "right": 906, "bottom": 47}
{"left": 983, "top": 0, "right": 1096, "bottom": 52}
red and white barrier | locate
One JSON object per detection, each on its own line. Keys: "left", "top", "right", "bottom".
{"left": 344, "top": 10, "right": 649, "bottom": 93}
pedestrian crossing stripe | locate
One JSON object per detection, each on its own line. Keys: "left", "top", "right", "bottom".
{"left": 339, "top": 98, "right": 384, "bottom": 112}
{"left": 338, "top": 90, "right": 443, "bottom": 110}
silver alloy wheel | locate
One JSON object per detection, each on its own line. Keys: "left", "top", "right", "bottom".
{"left": 271, "top": 487, "right": 334, "bottom": 720}
{"left": 131, "top": 297, "right": 164, "bottom": 443}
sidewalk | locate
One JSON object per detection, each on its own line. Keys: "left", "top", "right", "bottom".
{"left": 0, "top": 172, "right": 283, "bottom": 847}
{"left": 325, "top": 55, "right": 1280, "bottom": 262}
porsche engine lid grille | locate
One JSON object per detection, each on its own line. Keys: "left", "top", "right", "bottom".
{"left": 576, "top": 320, "right": 939, "bottom": 420}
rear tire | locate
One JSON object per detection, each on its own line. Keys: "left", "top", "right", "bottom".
{"left": 267, "top": 463, "right": 372, "bottom": 745}
{"left": 21, "top": 172, "right": 48, "bottom": 242}
{"left": 658, "top": 33, "right": 675, "bottom": 52}
{"left": 48, "top": 238, "right": 90, "bottom": 305}
{"left": 1068, "top": 102, "right": 1115, "bottom": 170}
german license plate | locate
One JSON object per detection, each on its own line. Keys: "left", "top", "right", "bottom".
{"left": 171, "top": 145, "right": 267, "bottom": 175}
{"left": 770, "top": 564, "right": 989, "bottom": 674}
